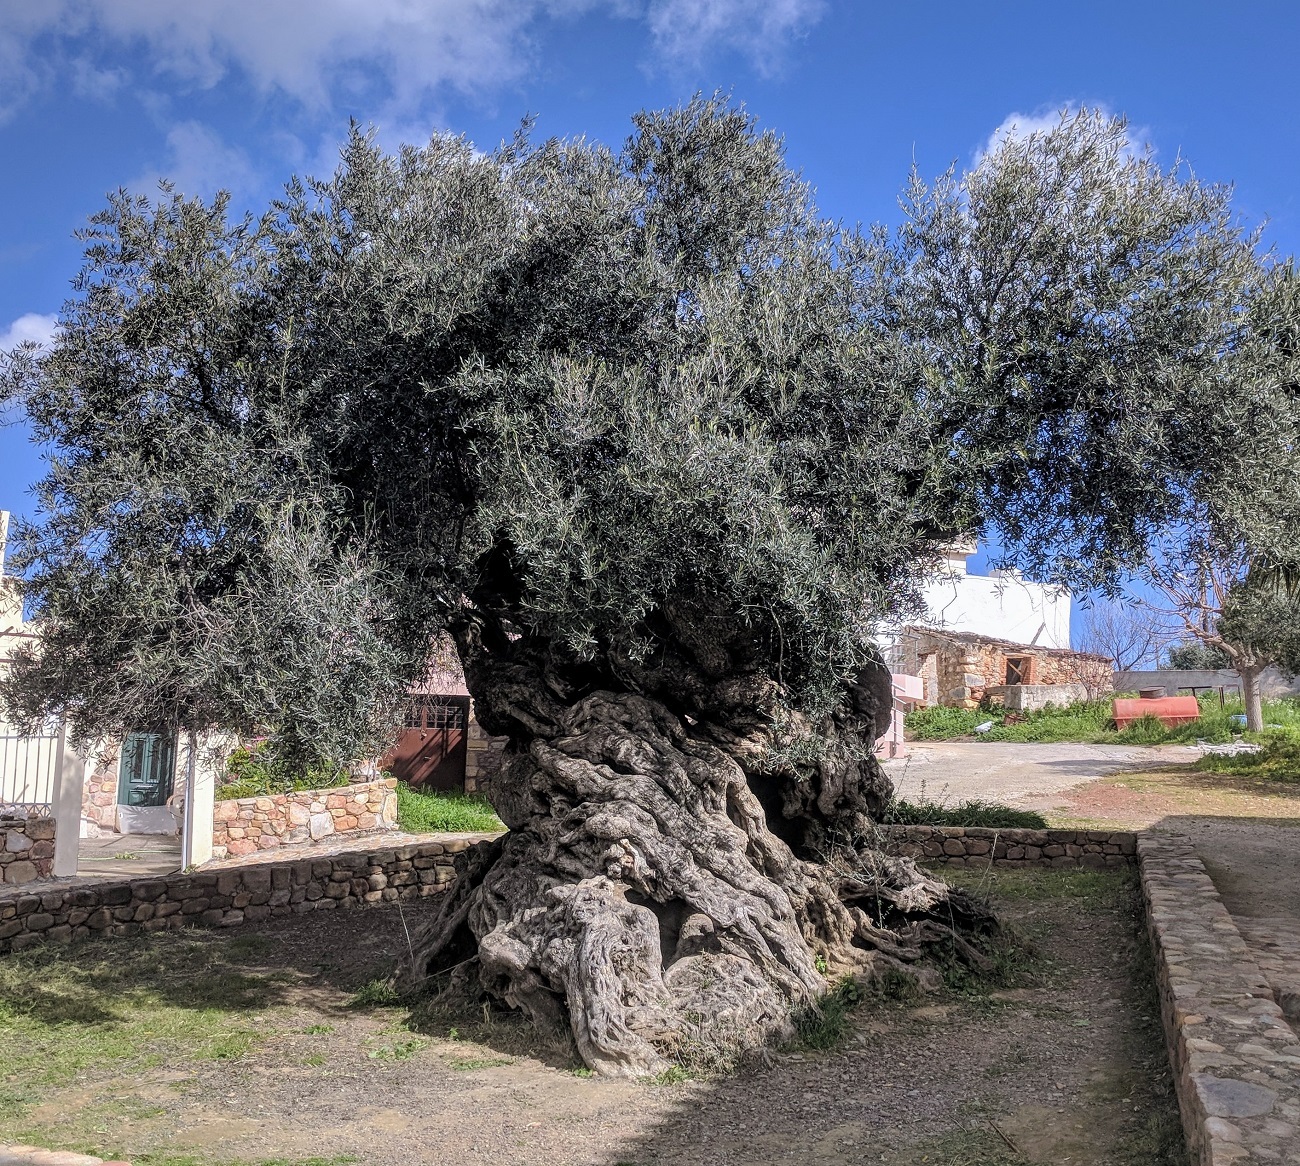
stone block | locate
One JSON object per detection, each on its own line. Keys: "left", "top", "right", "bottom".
{"left": 2, "top": 860, "right": 38, "bottom": 884}
{"left": 309, "top": 813, "right": 334, "bottom": 841}
{"left": 25, "top": 818, "right": 56, "bottom": 841}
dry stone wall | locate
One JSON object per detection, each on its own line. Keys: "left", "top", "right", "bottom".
{"left": 81, "top": 750, "right": 120, "bottom": 829}
{"left": 1139, "top": 833, "right": 1300, "bottom": 1165}
{"left": 0, "top": 815, "right": 55, "bottom": 885}
{"left": 210, "top": 778, "right": 397, "bottom": 858}
{"left": 883, "top": 824, "right": 1137, "bottom": 868}
{"left": 0, "top": 834, "right": 492, "bottom": 953}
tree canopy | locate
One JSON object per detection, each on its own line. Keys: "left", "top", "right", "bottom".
{"left": 2, "top": 99, "right": 1294, "bottom": 762}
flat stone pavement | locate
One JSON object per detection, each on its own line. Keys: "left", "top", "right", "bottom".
{"left": 881, "top": 739, "right": 1191, "bottom": 807}
{"left": 58, "top": 827, "right": 495, "bottom": 885}
{"left": 1193, "top": 821, "right": 1300, "bottom": 1037}
{"left": 75, "top": 833, "right": 180, "bottom": 878}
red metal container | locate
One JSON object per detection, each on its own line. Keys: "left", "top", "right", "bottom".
{"left": 1112, "top": 695, "right": 1201, "bottom": 730}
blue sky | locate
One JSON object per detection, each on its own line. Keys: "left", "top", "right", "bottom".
{"left": 2, "top": 0, "right": 1298, "bottom": 595}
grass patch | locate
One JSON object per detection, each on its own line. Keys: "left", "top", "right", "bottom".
{"left": 366, "top": 1036, "right": 427, "bottom": 1061}
{"left": 905, "top": 694, "right": 1300, "bottom": 746}
{"left": 791, "top": 976, "right": 864, "bottom": 1049}
{"left": 348, "top": 978, "right": 401, "bottom": 1008}
{"left": 0, "top": 934, "right": 277, "bottom": 1113}
{"left": 882, "top": 798, "right": 1047, "bottom": 829}
{"left": 1198, "top": 730, "right": 1300, "bottom": 782}
{"left": 939, "top": 866, "right": 1133, "bottom": 912}
{"left": 395, "top": 783, "right": 504, "bottom": 833}
{"left": 448, "top": 1054, "right": 513, "bottom": 1070}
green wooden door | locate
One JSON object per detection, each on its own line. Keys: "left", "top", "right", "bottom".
{"left": 117, "top": 732, "right": 176, "bottom": 807}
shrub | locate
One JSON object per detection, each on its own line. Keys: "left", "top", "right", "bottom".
{"left": 881, "top": 798, "right": 1048, "bottom": 829}
{"left": 217, "top": 740, "right": 349, "bottom": 798}
{"left": 395, "top": 783, "right": 504, "bottom": 833}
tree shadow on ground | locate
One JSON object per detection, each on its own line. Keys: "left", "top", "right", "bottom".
{"left": 583, "top": 868, "right": 1182, "bottom": 1166}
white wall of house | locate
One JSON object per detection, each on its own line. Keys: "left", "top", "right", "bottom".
{"left": 919, "top": 542, "right": 1071, "bottom": 649}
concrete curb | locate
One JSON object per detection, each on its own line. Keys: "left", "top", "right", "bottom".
{"left": 1138, "top": 833, "right": 1300, "bottom": 1164}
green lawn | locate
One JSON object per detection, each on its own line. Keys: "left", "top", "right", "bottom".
{"left": 394, "top": 783, "right": 504, "bottom": 833}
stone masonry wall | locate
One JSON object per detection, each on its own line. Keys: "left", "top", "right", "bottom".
{"left": 464, "top": 716, "right": 506, "bottom": 797}
{"left": 904, "top": 627, "right": 1113, "bottom": 709}
{"left": 1139, "top": 832, "right": 1300, "bottom": 1165}
{"left": 0, "top": 835, "right": 492, "bottom": 954}
{"left": 82, "top": 748, "right": 120, "bottom": 829}
{"left": 0, "top": 815, "right": 55, "bottom": 885}
{"left": 211, "top": 778, "right": 397, "bottom": 859}
{"left": 883, "top": 825, "right": 1137, "bottom": 868}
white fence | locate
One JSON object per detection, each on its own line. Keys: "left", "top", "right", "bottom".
{"left": 0, "top": 721, "right": 83, "bottom": 877}
{"left": 0, "top": 727, "right": 60, "bottom": 815}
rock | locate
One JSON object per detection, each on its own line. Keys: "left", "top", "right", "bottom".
{"left": 309, "top": 813, "right": 334, "bottom": 841}
{"left": 1195, "top": 1074, "right": 1277, "bottom": 1118}
{"left": 2, "top": 861, "right": 38, "bottom": 884}
{"left": 0, "top": 1145, "right": 121, "bottom": 1165}
{"left": 4, "top": 832, "right": 32, "bottom": 854}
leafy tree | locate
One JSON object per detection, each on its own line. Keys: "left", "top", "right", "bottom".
{"left": 1151, "top": 553, "right": 1300, "bottom": 729}
{"left": 2, "top": 101, "right": 1293, "bottom": 1074}
{"left": 1164, "top": 641, "right": 1234, "bottom": 670}
{"left": 1141, "top": 261, "right": 1300, "bottom": 729}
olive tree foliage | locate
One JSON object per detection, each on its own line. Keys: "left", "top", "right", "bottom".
{"left": 1139, "top": 261, "right": 1300, "bottom": 730}
{"left": 2, "top": 100, "right": 1293, "bottom": 1074}
{"left": 894, "top": 111, "right": 1288, "bottom": 586}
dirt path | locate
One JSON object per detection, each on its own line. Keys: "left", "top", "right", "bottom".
{"left": 0, "top": 873, "right": 1182, "bottom": 1166}
{"left": 1048, "top": 762, "right": 1300, "bottom": 1033}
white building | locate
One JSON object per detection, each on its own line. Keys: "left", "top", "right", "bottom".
{"left": 918, "top": 540, "right": 1071, "bottom": 649}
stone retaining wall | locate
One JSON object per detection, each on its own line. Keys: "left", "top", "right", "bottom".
{"left": 882, "top": 824, "right": 1137, "bottom": 868}
{"left": 0, "top": 815, "right": 55, "bottom": 885}
{"left": 1138, "top": 833, "right": 1300, "bottom": 1165}
{"left": 0, "top": 834, "right": 494, "bottom": 954}
{"left": 211, "top": 778, "right": 397, "bottom": 859}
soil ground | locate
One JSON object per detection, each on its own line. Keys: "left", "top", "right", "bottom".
{"left": 0, "top": 868, "right": 1183, "bottom": 1166}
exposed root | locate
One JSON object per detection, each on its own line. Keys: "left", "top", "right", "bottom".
{"left": 397, "top": 686, "right": 997, "bottom": 1077}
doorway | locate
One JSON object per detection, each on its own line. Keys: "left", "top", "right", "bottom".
{"left": 383, "top": 696, "right": 470, "bottom": 791}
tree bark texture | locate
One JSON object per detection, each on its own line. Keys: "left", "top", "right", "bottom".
{"left": 398, "top": 617, "right": 996, "bottom": 1077}
{"left": 1242, "top": 664, "right": 1265, "bottom": 733}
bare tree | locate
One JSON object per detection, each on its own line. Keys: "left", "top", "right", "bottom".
{"left": 1143, "top": 547, "right": 1300, "bottom": 731}
{"left": 1075, "top": 600, "right": 1170, "bottom": 672}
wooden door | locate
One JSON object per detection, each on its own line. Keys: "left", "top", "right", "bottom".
{"left": 383, "top": 696, "right": 470, "bottom": 791}
{"left": 117, "top": 732, "right": 176, "bottom": 806}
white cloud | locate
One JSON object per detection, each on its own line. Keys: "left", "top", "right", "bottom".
{"left": 127, "top": 121, "right": 260, "bottom": 201}
{"left": 644, "top": 0, "right": 825, "bottom": 75}
{"left": 0, "top": 0, "right": 590, "bottom": 119}
{"left": 0, "top": 313, "right": 58, "bottom": 352}
{"left": 0, "top": 0, "right": 829, "bottom": 123}
{"left": 976, "top": 104, "right": 1154, "bottom": 165}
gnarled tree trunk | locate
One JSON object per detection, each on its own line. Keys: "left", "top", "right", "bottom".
{"left": 397, "top": 615, "right": 996, "bottom": 1077}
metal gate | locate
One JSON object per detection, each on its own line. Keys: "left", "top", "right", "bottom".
{"left": 382, "top": 696, "right": 470, "bottom": 791}
{"left": 0, "top": 724, "right": 59, "bottom": 816}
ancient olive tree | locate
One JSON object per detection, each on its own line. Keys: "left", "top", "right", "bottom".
{"left": 1, "top": 102, "right": 1285, "bottom": 1074}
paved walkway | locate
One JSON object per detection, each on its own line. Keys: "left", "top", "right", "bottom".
{"left": 75, "top": 833, "right": 180, "bottom": 878}
{"left": 66, "top": 827, "right": 493, "bottom": 882}
{"left": 881, "top": 739, "right": 1190, "bottom": 807}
